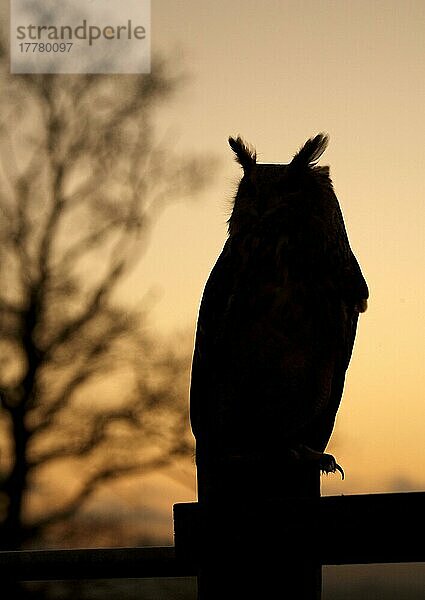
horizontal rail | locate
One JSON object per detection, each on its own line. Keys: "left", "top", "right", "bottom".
{"left": 174, "top": 491, "right": 425, "bottom": 566}
{"left": 0, "top": 546, "right": 194, "bottom": 581}
{"left": 318, "top": 490, "right": 425, "bottom": 564}
{"left": 1, "top": 491, "right": 424, "bottom": 581}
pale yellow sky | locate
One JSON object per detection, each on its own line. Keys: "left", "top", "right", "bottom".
{"left": 129, "top": 0, "right": 425, "bottom": 497}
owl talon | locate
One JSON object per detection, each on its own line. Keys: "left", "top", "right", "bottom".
{"left": 292, "top": 445, "right": 345, "bottom": 480}
{"left": 319, "top": 452, "right": 345, "bottom": 480}
{"left": 335, "top": 463, "right": 345, "bottom": 480}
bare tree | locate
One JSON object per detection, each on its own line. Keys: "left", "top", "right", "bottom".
{"left": 0, "top": 61, "right": 212, "bottom": 549}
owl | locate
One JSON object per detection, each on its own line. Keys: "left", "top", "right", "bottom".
{"left": 190, "top": 134, "right": 368, "bottom": 499}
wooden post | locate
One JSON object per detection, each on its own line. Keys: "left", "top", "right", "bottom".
{"left": 194, "top": 457, "right": 321, "bottom": 599}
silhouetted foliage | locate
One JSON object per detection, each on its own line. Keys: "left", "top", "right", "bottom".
{"left": 0, "top": 58, "right": 213, "bottom": 549}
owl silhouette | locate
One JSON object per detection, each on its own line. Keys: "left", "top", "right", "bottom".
{"left": 190, "top": 134, "right": 368, "bottom": 498}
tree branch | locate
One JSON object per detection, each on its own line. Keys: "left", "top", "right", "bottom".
{"left": 29, "top": 407, "right": 140, "bottom": 469}
{"left": 27, "top": 445, "right": 191, "bottom": 533}
{"left": 31, "top": 313, "right": 134, "bottom": 430}
{"left": 43, "top": 258, "right": 128, "bottom": 357}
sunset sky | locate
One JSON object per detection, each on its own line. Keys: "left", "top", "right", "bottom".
{"left": 3, "top": 0, "right": 425, "bottom": 550}
{"left": 132, "top": 0, "right": 425, "bottom": 503}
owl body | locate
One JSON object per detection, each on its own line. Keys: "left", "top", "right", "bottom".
{"left": 190, "top": 135, "right": 368, "bottom": 495}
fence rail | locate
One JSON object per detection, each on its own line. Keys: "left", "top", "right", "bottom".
{"left": 0, "top": 546, "right": 193, "bottom": 581}
{"left": 174, "top": 490, "right": 425, "bottom": 566}
{"left": 0, "top": 491, "right": 424, "bottom": 582}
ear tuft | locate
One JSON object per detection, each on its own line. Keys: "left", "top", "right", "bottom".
{"left": 290, "top": 133, "right": 329, "bottom": 169}
{"left": 228, "top": 136, "right": 257, "bottom": 171}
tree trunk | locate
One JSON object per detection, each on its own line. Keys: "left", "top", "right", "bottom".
{"left": 2, "top": 405, "right": 30, "bottom": 550}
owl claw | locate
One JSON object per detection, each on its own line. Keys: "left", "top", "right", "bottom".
{"left": 291, "top": 445, "right": 345, "bottom": 480}
{"left": 335, "top": 463, "right": 345, "bottom": 480}
{"left": 319, "top": 452, "right": 345, "bottom": 480}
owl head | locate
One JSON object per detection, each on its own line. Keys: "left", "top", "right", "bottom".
{"left": 227, "top": 134, "right": 332, "bottom": 237}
